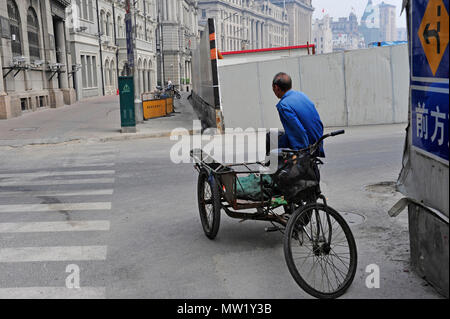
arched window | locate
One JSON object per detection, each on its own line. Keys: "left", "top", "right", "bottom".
{"left": 8, "top": 0, "right": 22, "bottom": 57}
{"left": 104, "top": 59, "right": 110, "bottom": 86}
{"left": 27, "top": 7, "right": 40, "bottom": 60}
{"left": 117, "top": 16, "right": 123, "bottom": 37}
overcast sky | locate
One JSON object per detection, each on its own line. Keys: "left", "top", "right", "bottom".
{"left": 312, "top": 0, "right": 407, "bottom": 28}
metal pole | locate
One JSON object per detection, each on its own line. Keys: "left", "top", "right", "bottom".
{"left": 96, "top": 0, "right": 105, "bottom": 96}
{"left": 160, "top": 1, "right": 165, "bottom": 87}
{"left": 132, "top": 1, "right": 141, "bottom": 122}
{"left": 112, "top": 2, "right": 119, "bottom": 87}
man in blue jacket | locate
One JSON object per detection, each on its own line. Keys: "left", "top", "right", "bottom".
{"left": 270, "top": 72, "right": 325, "bottom": 157}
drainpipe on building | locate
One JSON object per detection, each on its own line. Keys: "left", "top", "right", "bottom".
{"left": 39, "top": 1, "right": 48, "bottom": 90}
{"left": 112, "top": 2, "right": 119, "bottom": 88}
{"left": 96, "top": 0, "right": 105, "bottom": 96}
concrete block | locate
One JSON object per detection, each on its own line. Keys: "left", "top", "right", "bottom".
{"left": 345, "top": 47, "right": 394, "bottom": 125}
{"left": 299, "top": 53, "right": 347, "bottom": 127}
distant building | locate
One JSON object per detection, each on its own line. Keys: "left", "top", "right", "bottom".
{"left": 198, "top": 0, "right": 290, "bottom": 52}
{"left": 379, "top": 1, "right": 396, "bottom": 41}
{"left": 271, "top": 0, "right": 314, "bottom": 45}
{"left": 312, "top": 15, "right": 332, "bottom": 54}
{"left": 158, "top": 0, "right": 199, "bottom": 92}
{"left": 397, "top": 27, "right": 407, "bottom": 41}
{"left": 359, "top": 0, "right": 398, "bottom": 46}
{"left": 329, "top": 12, "right": 363, "bottom": 52}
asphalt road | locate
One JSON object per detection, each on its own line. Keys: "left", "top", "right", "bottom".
{"left": 0, "top": 123, "right": 443, "bottom": 299}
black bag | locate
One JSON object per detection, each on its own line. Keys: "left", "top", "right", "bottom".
{"left": 272, "top": 152, "right": 320, "bottom": 201}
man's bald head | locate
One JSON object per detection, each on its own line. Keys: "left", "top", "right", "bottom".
{"left": 272, "top": 72, "right": 292, "bottom": 99}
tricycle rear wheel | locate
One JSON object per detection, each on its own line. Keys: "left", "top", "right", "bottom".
{"left": 197, "top": 169, "right": 221, "bottom": 239}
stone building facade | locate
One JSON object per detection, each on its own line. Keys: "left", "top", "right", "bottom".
{"left": 312, "top": 15, "right": 332, "bottom": 54}
{"left": 379, "top": 2, "right": 396, "bottom": 41}
{"left": 198, "top": 0, "right": 289, "bottom": 52}
{"left": 68, "top": 0, "right": 158, "bottom": 102}
{"left": 271, "top": 0, "right": 313, "bottom": 46}
{"left": 158, "top": 0, "right": 198, "bottom": 92}
{"left": 0, "top": 0, "right": 76, "bottom": 119}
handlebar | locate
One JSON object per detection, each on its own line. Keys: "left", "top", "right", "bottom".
{"left": 281, "top": 129, "right": 345, "bottom": 156}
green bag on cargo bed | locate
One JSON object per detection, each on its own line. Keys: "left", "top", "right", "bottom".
{"left": 235, "top": 174, "right": 273, "bottom": 201}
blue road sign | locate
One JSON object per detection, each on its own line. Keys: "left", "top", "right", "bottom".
{"left": 410, "top": 0, "right": 449, "bottom": 162}
{"left": 125, "top": 13, "right": 134, "bottom": 68}
{"left": 411, "top": 0, "right": 449, "bottom": 79}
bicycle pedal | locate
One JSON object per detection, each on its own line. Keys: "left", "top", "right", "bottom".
{"left": 265, "top": 226, "right": 280, "bottom": 232}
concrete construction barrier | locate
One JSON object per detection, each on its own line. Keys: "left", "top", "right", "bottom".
{"left": 218, "top": 44, "right": 409, "bottom": 129}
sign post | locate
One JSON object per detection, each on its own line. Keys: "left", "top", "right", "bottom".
{"left": 119, "top": 76, "right": 136, "bottom": 133}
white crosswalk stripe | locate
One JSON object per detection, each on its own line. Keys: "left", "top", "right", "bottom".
{"left": 0, "top": 170, "right": 115, "bottom": 179}
{"left": 0, "top": 178, "right": 115, "bottom": 186}
{"left": 0, "top": 148, "right": 117, "bottom": 298}
{"left": 0, "top": 202, "right": 111, "bottom": 213}
{"left": 0, "top": 246, "right": 108, "bottom": 262}
{"left": 0, "top": 287, "right": 106, "bottom": 299}
{"left": 0, "top": 220, "right": 110, "bottom": 233}
{"left": 0, "top": 189, "right": 114, "bottom": 197}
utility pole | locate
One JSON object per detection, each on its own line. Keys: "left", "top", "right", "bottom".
{"left": 156, "top": 0, "right": 165, "bottom": 87}
{"left": 125, "top": 0, "right": 142, "bottom": 123}
{"left": 119, "top": 0, "right": 137, "bottom": 133}
{"left": 95, "top": 0, "right": 105, "bottom": 96}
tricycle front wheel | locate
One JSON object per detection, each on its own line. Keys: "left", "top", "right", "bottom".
{"left": 197, "top": 169, "right": 221, "bottom": 239}
{"left": 284, "top": 203, "right": 357, "bottom": 299}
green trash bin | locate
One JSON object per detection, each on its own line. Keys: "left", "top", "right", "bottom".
{"left": 118, "top": 76, "right": 136, "bottom": 131}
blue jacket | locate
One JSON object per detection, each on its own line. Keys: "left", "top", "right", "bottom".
{"left": 276, "top": 90, "right": 325, "bottom": 156}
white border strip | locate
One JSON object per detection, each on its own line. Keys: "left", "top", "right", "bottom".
{"left": 411, "top": 76, "right": 450, "bottom": 84}
{"left": 411, "top": 85, "right": 449, "bottom": 94}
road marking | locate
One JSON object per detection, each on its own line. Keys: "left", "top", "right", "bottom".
{"left": 0, "top": 189, "right": 114, "bottom": 197}
{"left": 0, "top": 246, "right": 108, "bottom": 262}
{"left": 0, "top": 178, "right": 115, "bottom": 186}
{"left": 0, "top": 170, "right": 115, "bottom": 179}
{"left": 0, "top": 220, "right": 111, "bottom": 233}
{"left": 0, "top": 202, "right": 111, "bottom": 213}
{"left": 0, "top": 287, "right": 106, "bottom": 299}
{"left": 61, "top": 163, "right": 115, "bottom": 168}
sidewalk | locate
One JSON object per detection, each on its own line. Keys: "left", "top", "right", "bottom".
{"left": 0, "top": 92, "right": 197, "bottom": 148}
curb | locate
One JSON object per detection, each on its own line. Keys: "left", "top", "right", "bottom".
{"left": 0, "top": 129, "right": 195, "bottom": 149}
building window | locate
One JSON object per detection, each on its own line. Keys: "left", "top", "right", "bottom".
{"left": 87, "top": 56, "right": 93, "bottom": 87}
{"left": 81, "top": 54, "right": 98, "bottom": 89}
{"left": 92, "top": 56, "right": 97, "bottom": 87}
{"left": 27, "top": 8, "right": 40, "bottom": 61}
{"left": 202, "top": 9, "right": 206, "bottom": 18}
{"left": 82, "top": 0, "right": 88, "bottom": 20}
{"left": 81, "top": 55, "right": 87, "bottom": 88}
{"left": 8, "top": 0, "right": 22, "bottom": 57}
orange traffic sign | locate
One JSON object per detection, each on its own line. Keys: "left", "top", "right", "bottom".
{"left": 418, "top": 0, "right": 449, "bottom": 76}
